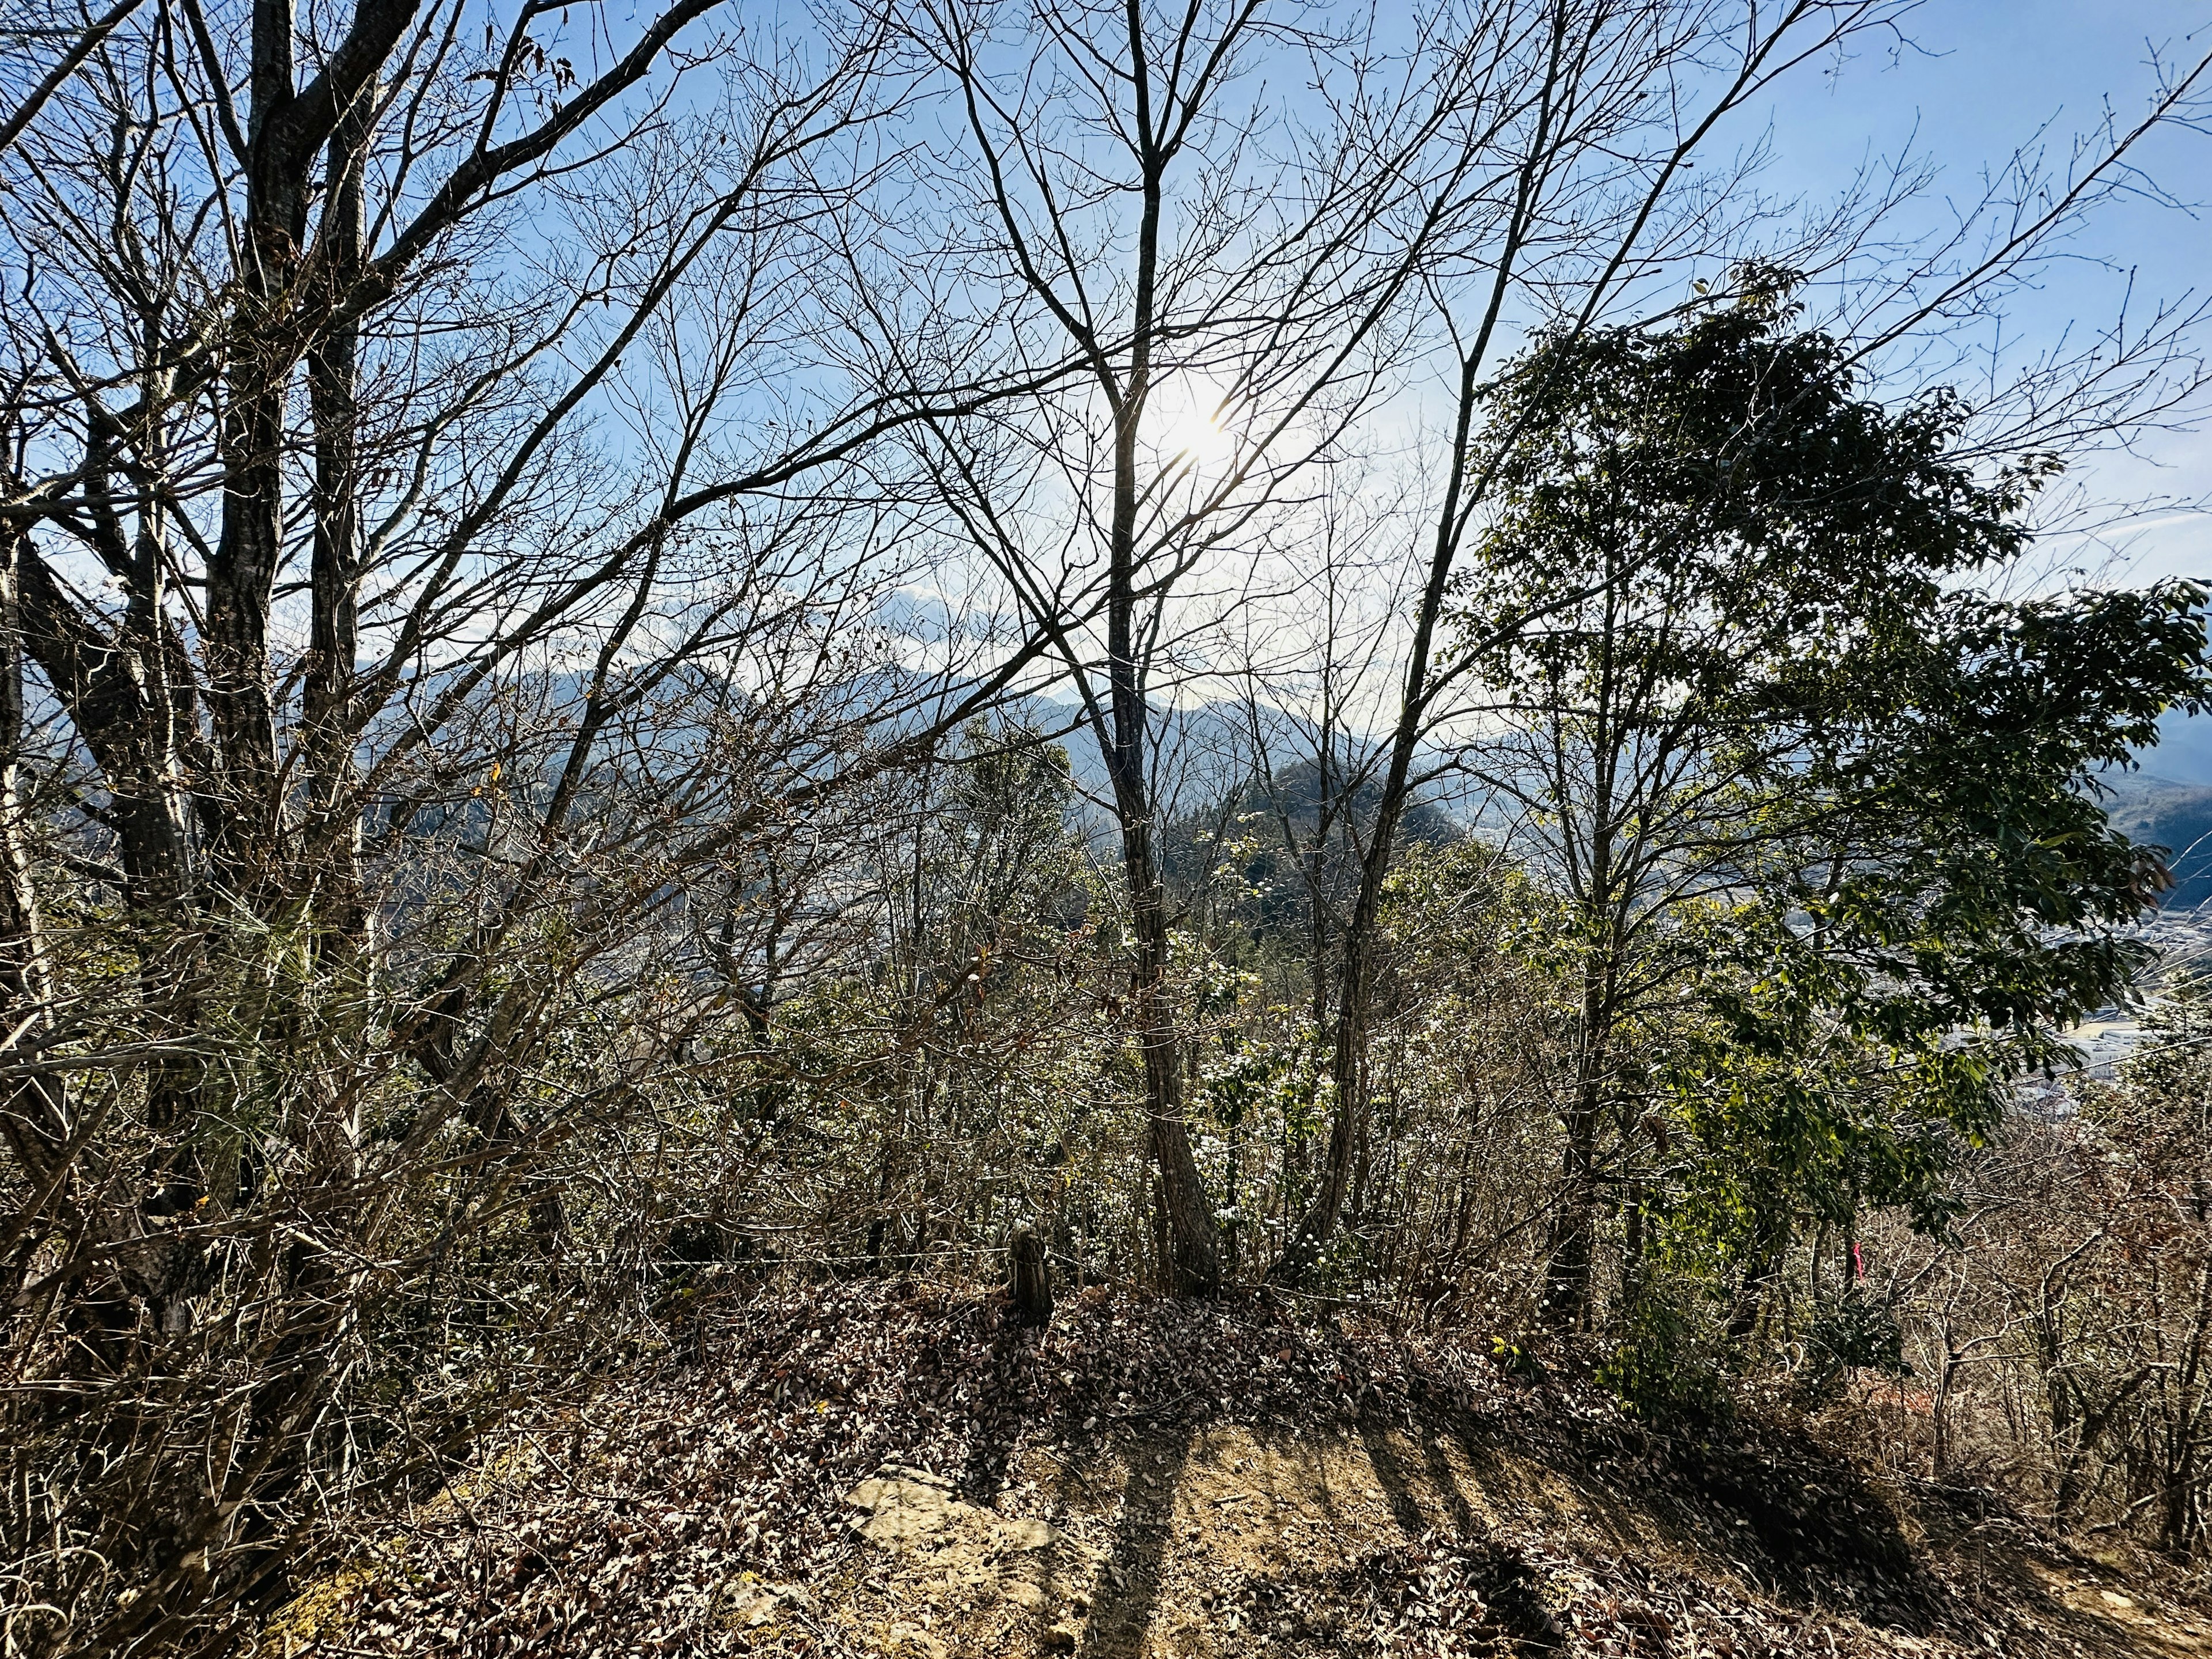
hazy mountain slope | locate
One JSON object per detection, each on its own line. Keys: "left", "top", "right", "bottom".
{"left": 2152, "top": 710, "right": 2212, "bottom": 790}
{"left": 2097, "top": 772, "right": 2212, "bottom": 908}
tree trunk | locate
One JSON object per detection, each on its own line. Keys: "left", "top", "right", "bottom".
{"left": 0, "top": 528, "right": 66, "bottom": 1252}
{"left": 208, "top": 0, "right": 311, "bottom": 885}
{"left": 1271, "top": 346, "right": 1491, "bottom": 1288}
{"left": 1096, "top": 75, "right": 1218, "bottom": 1297}
{"left": 1543, "top": 1084, "right": 1601, "bottom": 1331}
{"left": 303, "top": 88, "right": 374, "bottom": 944}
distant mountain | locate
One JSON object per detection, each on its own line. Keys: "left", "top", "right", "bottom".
{"left": 2147, "top": 708, "right": 2212, "bottom": 789}
{"left": 2097, "top": 772, "right": 2212, "bottom": 910}
{"left": 1015, "top": 696, "right": 1290, "bottom": 809}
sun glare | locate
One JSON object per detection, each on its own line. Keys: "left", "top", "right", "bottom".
{"left": 1152, "top": 377, "right": 1237, "bottom": 471}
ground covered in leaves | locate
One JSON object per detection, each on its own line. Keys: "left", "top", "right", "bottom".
{"left": 265, "top": 1282, "right": 2210, "bottom": 1658}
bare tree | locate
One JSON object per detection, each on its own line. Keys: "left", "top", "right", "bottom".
{"left": 900, "top": 0, "right": 1563, "bottom": 1293}
{"left": 0, "top": 0, "right": 1049, "bottom": 1646}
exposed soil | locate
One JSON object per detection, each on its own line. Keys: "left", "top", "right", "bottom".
{"left": 264, "top": 1283, "right": 2211, "bottom": 1658}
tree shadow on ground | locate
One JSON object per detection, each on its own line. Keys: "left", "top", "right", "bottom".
{"left": 1441, "top": 1405, "right": 2179, "bottom": 1659}
{"left": 1357, "top": 1416, "right": 1563, "bottom": 1653}
{"left": 1355, "top": 1417, "right": 1429, "bottom": 1537}
{"left": 1074, "top": 1422, "right": 1196, "bottom": 1659}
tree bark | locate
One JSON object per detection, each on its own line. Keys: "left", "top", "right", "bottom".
{"left": 1009, "top": 1225, "right": 1052, "bottom": 1327}
{"left": 207, "top": 0, "right": 312, "bottom": 880}
{"left": 303, "top": 83, "right": 374, "bottom": 941}
{"left": 1094, "top": 10, "right": 1219, "bottom": 1297}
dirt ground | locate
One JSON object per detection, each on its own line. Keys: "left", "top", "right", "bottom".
{"left": 265, "top": 1287, "right": 2212, "bottom": 1659}
{"left": 765, "top": 1421, "right": 2209, "bottom": 1659}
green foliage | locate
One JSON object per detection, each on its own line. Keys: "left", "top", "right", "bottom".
{"left": 1596, "top": 1273, "right": 1732, "bottom": 1425}
{"left": 2116, "top": 969, "right": 2212, "bottom": 1122}
{"left": 1456, "top": 276, "right": 2212, "bottom": 1370}
{"left": 1795, "top": 1290, "right": 1911, "bottom": 1407}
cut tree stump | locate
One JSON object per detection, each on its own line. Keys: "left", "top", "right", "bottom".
{"left": 1010, "top": 1226, "right": 1053, "bottom": 1327}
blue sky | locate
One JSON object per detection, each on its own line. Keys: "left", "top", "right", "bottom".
{"left": 1754, "top": 2, "right": 2212, "bottom": 585}
{"left": 1745, "top": 4, "right": 2212, "bottom": 781}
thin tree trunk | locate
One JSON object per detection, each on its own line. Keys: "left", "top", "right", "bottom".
{"left": 0, "top": 527, "right": 66, "bottom": 1229}
{"left": 304, "top": 86, "right": 373, "bottom": 944}
{"left": 1099, "top": 20, "right": 1218, "bottom": 1297}
{"left": 1266, "top": 2, "right": 1571, "bottom": 1289}
{"left": 1268, "top": 349, "right": 1480, "bottom": 1286}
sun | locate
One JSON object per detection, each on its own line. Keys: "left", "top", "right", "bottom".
{"left": 1150, "top": 376, "right": 1237, "bottom": 472}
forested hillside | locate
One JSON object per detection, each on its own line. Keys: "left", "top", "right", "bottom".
{"left": 6, "top": 2, "right": 2212, "bottom": 1655}
{"left": 2097, "top": 773, "right": 2212, "bottom": 907}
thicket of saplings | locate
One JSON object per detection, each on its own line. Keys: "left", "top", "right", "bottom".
{"left": 14, "top": 527, "right": 2212, "bottom": 1630}
{"left": 12, "top": 319, "right": 2212, "bottom": 1653}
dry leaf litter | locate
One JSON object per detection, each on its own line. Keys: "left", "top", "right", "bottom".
{"left": 270, "top": 1282, "right": 2209, "bottom": 1658}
